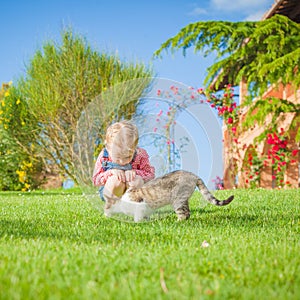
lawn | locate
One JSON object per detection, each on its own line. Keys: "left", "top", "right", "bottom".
{"left": 0, "top": 188, "right": 299, "bottom": 300}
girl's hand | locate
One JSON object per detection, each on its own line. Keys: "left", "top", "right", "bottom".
{"left": 111, "top": 169, "right": 126, "bottom": 182}
{"left": 125, "top": 170, "right": 136, "bottom": 183}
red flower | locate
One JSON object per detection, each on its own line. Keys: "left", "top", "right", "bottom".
{"left": 227, "top": 117, "right": 233, "bottom": 124}
{"left": 292, "top": 149, "right": 299, "bottom": 156}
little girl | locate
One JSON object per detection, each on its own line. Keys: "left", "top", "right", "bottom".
{"left": 92, "top": 120, "right": 155, "bottom": 205}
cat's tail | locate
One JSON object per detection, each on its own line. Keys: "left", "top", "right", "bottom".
{"left": 196, "top": 178, "right": 234, "bottom": 206}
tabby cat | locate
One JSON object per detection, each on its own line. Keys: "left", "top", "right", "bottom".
{"left": 105, "top": 170, "right": 234, "bottom": 221}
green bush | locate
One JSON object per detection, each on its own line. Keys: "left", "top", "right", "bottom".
{"left": 16, "top": 29, "right": 153, "bottom": 183}
{"left": 0, "top": 84, "right": 43, "bottom": 190}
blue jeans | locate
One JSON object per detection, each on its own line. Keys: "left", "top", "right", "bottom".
{"left": 98, "top": 186, "right": 105, "bottom": 202}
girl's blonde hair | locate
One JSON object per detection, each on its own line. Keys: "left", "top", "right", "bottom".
{"left": 105, "top": 120, "right": 139, "bottom": 153}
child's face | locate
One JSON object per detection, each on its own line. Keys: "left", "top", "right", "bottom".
{"left": 107, "top": 144, "right": 135, "bottom": 165}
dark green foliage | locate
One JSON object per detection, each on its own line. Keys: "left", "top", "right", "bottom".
{"left": 154, "top": 15, "right": 300, "bottom": 96}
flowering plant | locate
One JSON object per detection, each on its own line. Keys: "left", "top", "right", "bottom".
{"left": 154, "top": 85, "right": 206, "bottom": 171}
{"left": 244, "top": 146, "right": 263, "bottom": 188}
{"left": 212, "top": 176, "right": 224, "bottom": 190}
{"left": 207, "top": 84, "right": 239, "bottom": 130}
{"left": 154, "top": 84, "right": 298, "bottom": 189}
{"left": 265, "top": 129, "right": 298, "bottom": 187}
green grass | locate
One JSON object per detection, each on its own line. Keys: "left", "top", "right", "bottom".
{"left": 0, "top": 188, "right": 299, "bottom": 300}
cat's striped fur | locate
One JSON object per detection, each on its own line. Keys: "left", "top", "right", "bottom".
{"left": 122, "top": 170, "right": 234, "bottom": 220}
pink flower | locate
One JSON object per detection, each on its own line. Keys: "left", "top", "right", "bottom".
{"left": 153, "top": 127, "right": 157, "bottom": 132}
{"left": 170, "top": 85, "right": 178, "bottom": 94}
{"left": 157, "top": 90, "right": 161, "bottom": 96}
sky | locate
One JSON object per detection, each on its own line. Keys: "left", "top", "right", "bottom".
{"left": 1, "top": 0, "right": 276, "bottom": 188}
{"left": 1, "top": 0, "right": 276, "bottom": 88}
